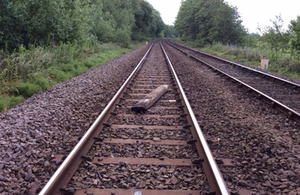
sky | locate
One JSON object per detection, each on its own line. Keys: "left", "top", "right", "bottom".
{"left": 146, "top": 0, "right": 300, "bottom": 34}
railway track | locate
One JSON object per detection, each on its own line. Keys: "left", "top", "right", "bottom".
{"left": 166, "top": 41, "right": 300, "bottom": 122}
{"left": 39, "top": 42, "right": 230, "bottom": 195}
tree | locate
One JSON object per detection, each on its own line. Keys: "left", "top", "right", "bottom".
{"left": 175, "top": 0, "right": 246, "bottom": 46}
{"left": 0, "top": 0, "right": 167, "bottom": 51}
{"left": 262, "top": 15, "right": 291, "bottom": 51}
{"left": 132, "top": 0, "right": 154, "bottom": 40}
{"left": 175, "top": 0, "right": 199, "bottom": 41}
{"left": 131, "top": 0, "right": 166, "bottom": 40}
{"left": 289, "top": 16, "right": 300, "bottom": 58}
{"left": 0, "top": 0, "right": 92, "bottom": 50}
{"left": 149, "top": 10, "right": 165, "bottom": 38}
{"left": 243, "top": 33, "right": 261, "bottom": 48}
{"left": 163, "top": 25, "right": 179, "bottom": 38}
{"left": 259, "top": 15, "right": 292, "bottom": 61}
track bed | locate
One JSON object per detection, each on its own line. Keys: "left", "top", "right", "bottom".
{"left": 40, "top": 43, "right": 228, "bottom": 195}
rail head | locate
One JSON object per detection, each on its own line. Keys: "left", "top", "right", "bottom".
{"left": 39, "top": 43, "right": 155, "bottom": 195}
{"left": 160, "top": 42, "right": 229, "bottom": 195}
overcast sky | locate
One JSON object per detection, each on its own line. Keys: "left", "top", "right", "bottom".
{"left": 146, "top": 0, "right": 300, "bottom": 34}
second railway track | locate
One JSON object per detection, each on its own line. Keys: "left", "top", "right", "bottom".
{"left": 167, "top": 41, "right": 300, "bottom": 122}
{"left": 39, "top": 42, "right": 229, "bottom": 195}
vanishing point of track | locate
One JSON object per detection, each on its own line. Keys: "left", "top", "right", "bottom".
{"left": 39, "top": 42, "right": 229, "bottom": 195}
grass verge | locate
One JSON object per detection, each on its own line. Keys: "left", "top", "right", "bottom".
{"left": 176, "top": 41, "right": 300, "bottom": 80}
{"left": 0, "top": 42, "right": 143, "bottom": 112}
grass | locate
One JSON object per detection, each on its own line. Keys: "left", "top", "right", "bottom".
{"left": 193, "top": 43, "right": 300, "bottom": 79}
{"left": 0, "top": 41, "right": 144, "bottom": 112}
{"left": 0, "top": 95, "right": 25, "bottom": 112}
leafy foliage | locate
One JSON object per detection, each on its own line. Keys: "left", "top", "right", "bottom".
{"left": 0, "top": 0, "right": 174, "bottom": 51}
{"left": 175, "top": 0, "right": 246, "bottom": 46}
{"left": 198, "top": 13, "right": 300, "bottom": 78}
{"left": 289, "top": 16, "right": 300, "bottom": 58}
{"left": 0, "top": 0, "right": 92, "bottom": 50}
{"left": 258, "top": 15, "right": 292, "bottom": 61}
{"left": 0, "top": 0, "right": 179, "bottom": 112}
{"left": 0, "top": 41, "right": 142, "bottom": 112}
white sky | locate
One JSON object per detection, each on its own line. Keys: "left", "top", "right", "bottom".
{"left": 146, "top": 0, "right": 300, "bottom": 34}
{"left": 146, "top": 0, "right": 182, "bottom": 25}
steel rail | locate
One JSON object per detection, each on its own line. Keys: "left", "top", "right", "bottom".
{"left": 166, "top": 42, "right": 300, "bottom": 123}
{"left": 39, "top": 43, "right": 154, "bottom": 195}
{"left": 160, "top": 42, "right": 229, "bottom": 195}
{"left": 168, "top": 41, "right": 300, "bottom": 89}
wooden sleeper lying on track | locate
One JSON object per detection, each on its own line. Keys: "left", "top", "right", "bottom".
{"left": 131, "top": 85, "right": 169, "bottom": 112}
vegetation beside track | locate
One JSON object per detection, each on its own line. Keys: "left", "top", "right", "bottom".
{"left": 174, "top": 0, "right": 300, "bottom": 80}
{"left": 0, "top": 0, "right": 179, "bottom": 113}
{"left": 176, "top": 36, "right": 300, "bottom": 80}
{"left": 200, "top": 43, "right": 300, "bottom": 79}
{"left": 0, "top": 42, "right": 143, "bottom": 112}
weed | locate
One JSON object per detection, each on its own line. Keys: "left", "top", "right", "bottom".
{"left": 73, "top": 66, "right": 88, "bottom": 76}
{"left": 55, "top": 70, "right": 70, "bottom": 82}
{"left": 16, "top": 82, "right": 42, "bottom": 98}
{"left": 84, "top": 61, "right": 93, "bottom": 68}
{"left": 33, "top": 75, "right": 50, "bottom": 90}
{"left": 60, "top": 63, "right": 74, "bottom": 72}
{"left": 0, "top": 41, "right": 142, "bottom": 113}
{"left": 8, "top": 96, "right": 25, "bottom": 108}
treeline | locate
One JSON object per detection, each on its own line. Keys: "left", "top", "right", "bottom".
{"left": 0, "top": 0, "right": 179, "bottom": 112}
{"left": 175, "top": 0, "right": 246, "bottom": 46}
{"left": 0, "top": 0, "right": 177, "bottom": 52}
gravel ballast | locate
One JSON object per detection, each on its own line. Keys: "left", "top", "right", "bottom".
{"left": 164, "top": 42, "right": 300, "bottom": 194}
{"left": 1, "top": 41, "right": 299, "bottom": 195}
{"left": 66, "top": 43, "right": 211, "bottom": 193}
{"left": 0, "top": 44, "right": 149, "bottom": 195}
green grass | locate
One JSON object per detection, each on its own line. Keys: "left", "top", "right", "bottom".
{"left": 0, "top": 102, "right": 4, "bottom": 112}
{"left": 193, "top": 43, "right": 300, "bottom": 79}
{"left": 16, "top": 82, "right": 43, "bottom": 98}
{"left": 0, "top": 95, "right": 25, "bottom": 112}
{"left": 33, "top": 74, "right": 51, "bottom": 90}
{"left": 0, "top": 41, "right": 144, "bottom": 113}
